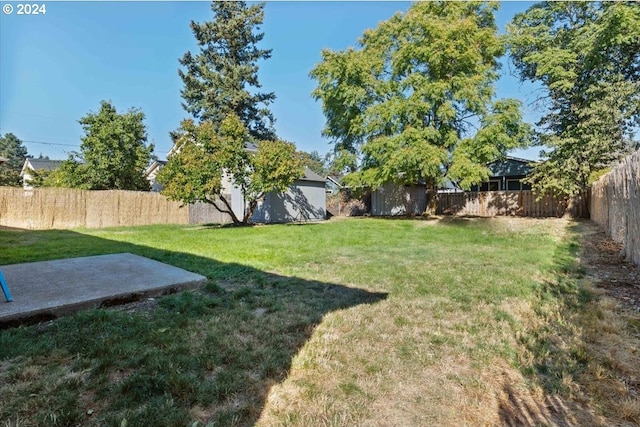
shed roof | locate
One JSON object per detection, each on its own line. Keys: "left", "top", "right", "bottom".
{"left": 299, "top": 167, "right": 326, "bottom": 183}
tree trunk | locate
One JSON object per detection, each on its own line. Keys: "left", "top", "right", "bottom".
{"left": 206, "top": 193, "right": 243, "bottom": 226}
{"left": 425, "top": 180, "right": 437, "bottom": 215}
{"left": 580, "top": 189, "right": 590, "bottom": 219}
{"left": 562, "top": 190, "right": 590, "bottom": 219}
{"left": 242, "top": 195, "right": 262, "bottom": 225}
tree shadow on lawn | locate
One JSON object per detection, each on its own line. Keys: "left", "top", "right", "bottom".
{"left": 497, "top": 221, "right": 603, "bottom": 427}
{"left": 0, "top": 228, "right": 387, "bottom": 427}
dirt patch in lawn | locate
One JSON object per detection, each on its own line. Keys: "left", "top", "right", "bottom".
{"left": 489, "top": 219, "right": 640, "bottom": 427}
{"left": 578, "top": 221, "right": 640, "bottom": 312}
{"left": 572, "top": 220, "right": 640, "bottom": 424}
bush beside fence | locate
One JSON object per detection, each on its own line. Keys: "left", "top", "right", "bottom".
{"left": 0, "top": 187, "right": 231, "bottom": 230}
{"left": 590, "top": 150, "right": 640, "bottom": 265}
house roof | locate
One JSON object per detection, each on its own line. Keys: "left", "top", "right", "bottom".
{"left": 23, "top": 158, "right": 64, "bottom": 172}
{"left": 440, "top": 178, "right": 461, "bottom": 190}
{"left": 488, "top": 156, "right": 534, "bottom": 177}
{"left": 326, "top": 175, "right": 343, "bottom": 188}
{"left": 0, "top": 156, "right": 7, "bottom": 164}
{"left": 144, "top": 160, "right": 167, "bottom": 177}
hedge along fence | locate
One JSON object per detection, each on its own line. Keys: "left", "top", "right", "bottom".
{"left": 0, "top": 187, "right": 232, "bottom": 230}
{"left": 590, "top": 149, "right": 640, "bottom": 265}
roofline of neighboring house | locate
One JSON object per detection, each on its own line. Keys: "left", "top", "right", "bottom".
{"left": 144, "top": 159, "right": 167, "bottom": 177}
{"left": 326, "top": 175, "right": 343, "bottom": 188}
{"left": 20, "top": 158, "right": 65, "bottom": 176}
{"left": 0, "top": 156, "right": 7, "bottom": 164}
{"left": 502, "top": 155, "right": 537, "bottom": 164}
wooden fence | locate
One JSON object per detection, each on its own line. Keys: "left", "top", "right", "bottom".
{"left": 436, "top": 190, "right": 576, "bottom": 218}
{"left": 0, "top": 187, "right": 231, "bottom": 230}
{"left": 590, "top": 150, "right": 640, "bottom": 265}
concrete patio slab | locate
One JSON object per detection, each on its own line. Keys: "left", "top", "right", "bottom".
{"left": 0, "top": 253, "right": 207, "bottom": 325}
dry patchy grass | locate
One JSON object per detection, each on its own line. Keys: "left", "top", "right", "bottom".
{"left": 1, "top": 218, "right": 638, "bottom": 426}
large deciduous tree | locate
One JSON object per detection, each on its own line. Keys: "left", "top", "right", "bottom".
{"left": 56, "top": 100, "right": 154, "bottom": 190}
{"left": 158, "top": 115, "right": 303, "bottom": 225}
{"left": 311, "top": 2, "right": 530, "bottom": 197}
{"left": 507, "top": 2, "right": 640, "bottom": 207}
{"left": 0, "top": 133, "right": 28, "bottom": 186}
{"left": 179, "top": 1, "right": 276, "bottom": 141}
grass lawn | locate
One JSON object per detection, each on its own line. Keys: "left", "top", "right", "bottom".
{"left": 0, "top": 217, "right": 638, "bottom": 426}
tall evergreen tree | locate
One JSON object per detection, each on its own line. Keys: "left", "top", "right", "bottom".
{"left": 0, "top": 133, "right": 28, "bottom": 186}
{"left": 179, "top": 1, "right": 276, "bottom": 141}
{"left": 162, "top": 1, "right": 305, "bottom": 225}
{"left": 507, "top": 2, "right": 640, "bottom": 206}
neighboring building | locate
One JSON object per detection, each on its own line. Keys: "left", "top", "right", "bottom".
{"left": 249, "top": 167, "right": 326, "bottom": 223}
{"left": 326, "top": 175, "right": 344, "bottom": 195}
{"left": 148, "top": 156, "right": 326, "bottom": 224}
{"left": 144, "top": 160, "right": 167, "bottom": 192}
{"left": 20, "top": 158, "right": 64, "bottom": 189}
{"left": 438, "top": 178, "right": 464, "bottom": 194}
{"left": 0, "top": 156, "right": 7, "bottom": 164}
{"left": 370, "top": 156, "right": 535, "bottom": 216}
{"left": 470, "top": 156, "right": 534, "bottom": 192}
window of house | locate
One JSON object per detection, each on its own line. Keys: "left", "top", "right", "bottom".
{"left": 506, "top": 180, "right": 521, "bottom": 191}
{"left": 479, "top": 180, "right": 501, "bottom": 191}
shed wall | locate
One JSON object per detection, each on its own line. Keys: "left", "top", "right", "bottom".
{"left": 252, "top": 180, "right": 326, "bottom": 223}
{"left": 371, "top": 184, "right": 427, "bottom": 216}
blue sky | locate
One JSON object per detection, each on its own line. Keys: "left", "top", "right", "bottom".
{"left": 0, "top": 1, "right": 541, "bottom": 162}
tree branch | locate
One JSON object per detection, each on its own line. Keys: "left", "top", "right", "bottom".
{"left": 205, "top": 193, "right": 241, "bottom": 225}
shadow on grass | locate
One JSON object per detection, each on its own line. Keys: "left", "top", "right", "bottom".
{"left": 0, "top": 228, "right": 387, "bottom": 427}
{"left": 498, "top": 220, "right": 599, "bottom": 426}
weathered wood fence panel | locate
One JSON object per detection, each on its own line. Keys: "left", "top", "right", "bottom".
{"left": 590, "top": 149, "right": 640, "bottom": 265}
{"left": 0, "top": 187, "right": 232, "bottom": 229}
{"left": 189, "top": 198, "right": 233, "bottom": 225}
{"left": 436, "top": 191, "right": 569, "bottom": 218}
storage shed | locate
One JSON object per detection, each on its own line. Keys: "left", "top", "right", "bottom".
{"left": 371, "top": 183, "right": 427, "bottom": 216}
{"left": 243, "top": 167, "right": 327, "bottom": 223}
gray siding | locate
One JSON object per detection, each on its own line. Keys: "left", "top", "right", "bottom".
{"left": 371, "top": 183, "right": 426, "bottom": 216}
{"left": 252, "top": 180, "right": 326, "bottom": 223}
{"left": 230, "top": 184, "right": 245, "bottom": 221}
